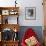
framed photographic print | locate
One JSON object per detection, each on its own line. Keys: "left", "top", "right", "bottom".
{"left": 2, "top": 10, "right": 9, "bottom": 15}
{"left": 25, "top": 7, "right": 36, "bottom": 20}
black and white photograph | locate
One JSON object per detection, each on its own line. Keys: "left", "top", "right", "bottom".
{"left": 25, "top": 7, "right": 36, "bottom": 20}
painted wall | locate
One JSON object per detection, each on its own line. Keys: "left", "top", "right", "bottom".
{"left": 18, "top": 26, "right": 44, "bottom": 44}
{"left": 0, "top": 0, "right": 44, "bottom": 26}
{"left": 18, "top": 0, "right": 44, "bottom": 26}
{"left": 0, "top": 0, "right": 44, "bottom": 45}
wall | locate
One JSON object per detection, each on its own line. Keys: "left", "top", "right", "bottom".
{"left": 0, "top": 0, "right": 15, "bottom": 7}
{"left": 18, "top": 26, "right": 44, "bottom": 44}
{"left": 0, "top": 0, "right": 44, "bottom": 26}
{"left": 18, "top": 0, "right": 44, "bottom": 26}
{"left": 0, "top": 0, "right": 44, "bottom": 44}
{"left": 18, "top": 27, "right": 44, "bottom": 46}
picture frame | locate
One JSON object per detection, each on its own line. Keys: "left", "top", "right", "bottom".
{"left": 9, "top": 9, "right": 18, "bottom": 15}
{"left": 2, "top": 10, "right": 9, "bottom": 15}
{"left": 25, "top": 7, "right": 36, "bottom": 20}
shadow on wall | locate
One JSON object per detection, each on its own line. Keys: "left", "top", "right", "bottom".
{"left": 18, "top": 26, "right": 44, "bottom": 44}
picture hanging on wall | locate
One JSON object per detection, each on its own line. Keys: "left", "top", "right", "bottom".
{"left": 25, "top": 7, "right": 36, "bottom": 20}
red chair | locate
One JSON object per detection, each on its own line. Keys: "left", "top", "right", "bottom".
{"left": 21, "top": 28, "right": 41, "bottom": 46}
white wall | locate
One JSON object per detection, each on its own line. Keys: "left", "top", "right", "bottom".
{"left": 0, "top": 0, "right": 15, "bottom": 7}
{"left": 0, "top": 0, "right": 44, "bottom": 26}
{"left": 18, "top": 0, "right": 44, "bottom": 26}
